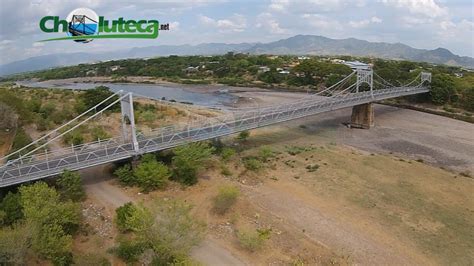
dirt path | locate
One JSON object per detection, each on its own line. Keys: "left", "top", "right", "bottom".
{"left": 80, "top": 166, "right": 246, "bottom": 266}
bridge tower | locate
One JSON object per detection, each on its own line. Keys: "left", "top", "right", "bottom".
{"left": 356, "top": 69, "right": 373, "bottom": 95}
{"left": 120, "top": 92, "right": 139, "bottom": 152}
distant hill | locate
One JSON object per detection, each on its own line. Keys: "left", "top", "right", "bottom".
{"left": 1, "top": 35, "right": 472, "bottom": 76}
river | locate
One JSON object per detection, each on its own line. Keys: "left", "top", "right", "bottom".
{"left": 17, "top": 80, "right": 237, "bottom": 109}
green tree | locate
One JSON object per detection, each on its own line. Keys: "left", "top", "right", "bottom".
{"left": 172, "top": 142, "right": 215, "bottom": 185}
{"left": 461, "top": 86, "right": 474, "bottom": 111}
{"left": 79, "top": 86, "right": 117, "bottom": 112}
{"left": 0, "top": 192, "right": 23, "bottom": 226}
{"left": 33, "top": 223, "right": 73, "bottom": 265}
{"left": 114, "top": 164, "right": 135, "bottom": 185}
{"left": 19, "top": 182, "right": 80, "bottom": 263}
{"left": 141, "top": 200, "right": 206, "bottom": 263}
{"left": 0, "top": 223, "right": 31, "bottom": 265}
{"left": 430, "top": 74, "right": 457, "bottom": 105}
{"left": 115, "top": 202, "right": 136, "bottom": 232}
{"left": 134, "top": 159, "right": 170, "bottom": 192}
{"left": 56, "top": 170, "right": 85, "bottom": 202}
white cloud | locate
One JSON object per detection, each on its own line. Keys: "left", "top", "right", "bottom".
{"left": 380, "top": 0, "right": 447, "bottom": 18}
{"left": 198, "top": 14, "right": 247, "bottom": 32}
{"left": 268, "top": 0, "right": 350, "bottom": 13}
{"left": 302, "top": 14, "right": 343, "bottom": 32}
{"left": 349, "top": 16, "right": 382, "bottom": 28}
{"left": 256, "top": 12, "right": 286, "bottom": 34}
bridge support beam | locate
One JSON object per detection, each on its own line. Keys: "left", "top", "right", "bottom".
{"left": 350, "top": 103, "right": 374, "bottom": 129}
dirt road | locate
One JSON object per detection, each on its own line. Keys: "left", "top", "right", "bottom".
{"left": 81, "top": 166, "right": 246, "bottom": 266}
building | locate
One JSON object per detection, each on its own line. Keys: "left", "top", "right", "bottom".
{"left": 344, "top": 61, "right": 371, "bottom": 70}
{"left": 258, "top": 66, "right": 270, "bottom": 73}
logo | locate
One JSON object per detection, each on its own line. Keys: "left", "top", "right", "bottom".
{"left": 39, "top": 8, "right": 169, "bottom": 42}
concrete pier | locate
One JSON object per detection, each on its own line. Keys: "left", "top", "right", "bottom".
{"left": 350, "top": 103, "right": 374, "bottom": 129}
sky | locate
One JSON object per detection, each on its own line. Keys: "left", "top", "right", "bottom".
{"left": 0, "top": 0, "right": 473, "bottom": 65}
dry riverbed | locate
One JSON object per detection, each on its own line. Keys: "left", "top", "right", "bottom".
{"left": 75, "top": 103, "right": 473, "bottom": 265}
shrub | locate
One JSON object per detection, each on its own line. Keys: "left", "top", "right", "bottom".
{"left": 91, "top": 126, "right": 111, "bottom": 141}
{"left": 56, "top": 170, "right": 85, "bottom": 202}
{"left": 237, "top": 228, "right": 271, "bottom": 252}
{"left": 243, "top": 157, "right": 263, "bottom": 171}
{"left": 220, "top": 147, "right": 236, "bottom": 162}
{"left": 236, "top": 130, "right": 250, "bottom": 142}
{"left": 63, "top": 130, "right": 84, "bottom": 146}
{"left": 115, "top": 239, "right": 147, "bottom": 263}
{"left": 134, "top": 160, "right": 170, "bottom": 192}
{"left": 115, "top": 202, "right": 138, "bottom": 232}
{"left": 258, "top": 147, "right": 275, "bottom": 162}
{"left": 213, "top": 185, "right": 239, "bottom": 214}
{"left": 11, "top": 128, "right": 33, "bottom": 154}
{"left": 115, "top": 200, "right": 206, "bottom": 264}
{"left": 220, "top": 165, "right": 232, "bottom": 176}
{"left": 172, "top": 142, "right": 215, "bottom": 185}
{"left": 114, "top": 164, "right": 135, "bottom": 185}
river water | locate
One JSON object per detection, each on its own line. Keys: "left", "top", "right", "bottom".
{"left": 18, "top": 80, "right": 237, "bottom": 109}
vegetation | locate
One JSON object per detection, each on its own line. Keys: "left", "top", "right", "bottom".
{"left": 237, "top": 130, "right": 250, "bottom": 142}
{"left": 172, "top": 142, "right": 215, "bottom": 185}
{"left": 114, "top": 156, "right": 171, "bottom": 192}
{"left": 114, "top": 164, "right": 135, "bottom": 185}
{"left": 237, "top": 228, "right": 271, "bottom": 252}
{"left": 113, "top": 200, "right": 206, "bottom": 264}
{"left": 0, "top": 192, "right": 23, "bottom": 226}
{"left": 134, "top": 159, "right": 170, "bottom": 192}
{"left": 213, "top": 185, "right": 240, "bottom": 214}
{"left": 243, "top": 157, "right": 263, "bottom": 171}
{"left": 115, "top": 202, "right": 138, "bottom": 232}
{"left": 56, "top": 170, "right": 86, "bottom": 202}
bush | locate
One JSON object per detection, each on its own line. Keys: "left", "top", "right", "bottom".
{"left": 259, "top": 147, "right": 275, "bottom": 162}
{"left": 172, "top": 142, "right": 215, "bottom": 185}
{"left": 213, "top": 185, "right": 239, "bottom": 214}
{"left": 220, "top": 165, "right": 232, "bottom": 176}
{"left": 11, "top": 128, "right": 33, "bottom": 154}
{"left": 115, "top": 202, "right": 138, "bottom": 232}
{"left": 114, "top": 164, "right": 135, "bottom": 185}
{"left": 63, "top": 130, "right": 84, "bottom": 146}
{"left": 115, "top": 200, "right": 206, "bottom": 264}
{"left": 134, "top": 160, "right": 170, "bottom": 192}
{"left": 56, "top": 170, "right": 85, "bottom": 202}
{"left": 115, "top": 239, "right": 147, "bottom": 263}
{"left": 237, "top": 228, "right": 271, "bottom": 252}
{"left": 236, "top": 130, "right": 250, "bottom": 142}
{"left": 91, "top": 126, "right": 111, "bottom": 141}
{"left": 220, "top": 147, "right": 236, "bottom": 162}
{"left": 243, "top": 157, "right": 263, "bottom": 171}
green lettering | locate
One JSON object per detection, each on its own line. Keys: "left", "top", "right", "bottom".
{"left": 39, "top": 16, "right": 55, "bottom": 33}
{"left": 124, "top": 20, "right": 136, "bottom": 32}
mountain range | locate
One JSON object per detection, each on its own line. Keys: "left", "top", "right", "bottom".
{"left": 1, "top": 35, "right": 472, "bottom": 76}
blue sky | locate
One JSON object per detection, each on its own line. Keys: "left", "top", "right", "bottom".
{"left": 0, "top": 0, "right": 473, "bottom": 64}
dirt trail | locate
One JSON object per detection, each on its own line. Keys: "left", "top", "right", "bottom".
{"left": 80, "top": 166, "right": 246, "bottom": 266}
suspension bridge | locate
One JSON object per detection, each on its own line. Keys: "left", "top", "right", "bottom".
{"left": 0, "top": 69, "right": 431, "bottom": 187}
